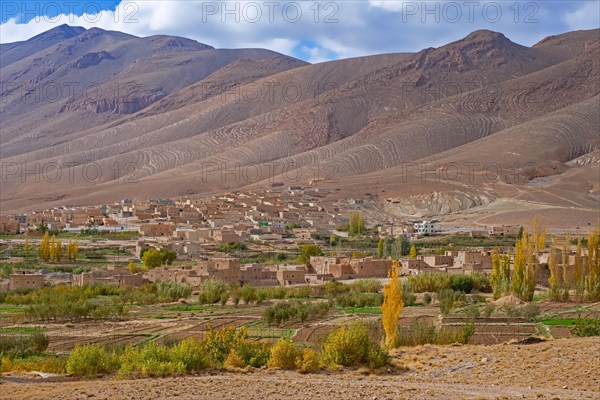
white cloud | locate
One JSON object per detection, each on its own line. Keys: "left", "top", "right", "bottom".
{"left": 0, "top": 0, "right": 597, "bottom": 61}
{"left": 564, "top": 1, "right": 600, "bottom": 30}
{"left": 301, "top": 45, "right": 335, "bottom": 64}
{"left": 368, "top": 0, "right": 413, "bottom": 13}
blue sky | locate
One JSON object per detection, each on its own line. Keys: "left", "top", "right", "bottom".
{"left": 1, "top": 1, "right": 598, "bottom": 63}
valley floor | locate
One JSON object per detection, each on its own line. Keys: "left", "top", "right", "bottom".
{"left": 1, "top": 337, "right": 598, "bottom": 400}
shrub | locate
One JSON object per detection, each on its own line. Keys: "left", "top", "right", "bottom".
{"left": 198, "top": 279, "right": 228, "bottom": 305}
{"left": 239, "top": 285, "right": 258, "bottom": 304}
{"left": 119, "top": 343, "right": 184, "bottom": 378}
{"left": 437, "top": 289, "right": 465, "bottom": 315}
{"left": 202, "top": 326, "right": 242, "bottom": 365}
{"left": 517, "top": 303, "right": 540, "bottom": 321}
{"left": 350, "top": 279, "right": 382, "bottom": 293}
{"left": 322, "top": 281, "right": 351, "bottom": 296}
{"left": 395, "top": 321, "right": 473, "bottom": 347}
{"left": 571, "top": 319, "right": 600, "bottom": 337}
{"left": 335, "top": 292, "right": 382, "bottom": 308}
{"left": 156, "top": 281, "right": 192, "bottom": 302}
{"left": 67, "top": 345, "right": 119, "bottom": 377}
{"left": 423, "top": 293, "right": 432, "bottom": 305}
{"left": 463, "top": 304, "right": 481, "bottom": 320}
{"left": 170, "top": 338, "right": 210, "bottom": 372}
{"left": 296, "top": 348, "right": 320, "bottom": 373}
{"left": 408, "top": 273, "right": 491, "bottom": 294}
{"left": 483, "top": 304, "right": 495, "bottom": 318}
{"left": 461, "top": 323, "right": 476, "bottom": 344}
{"left": 450, "top": 275, "right": 474, "bottom": 293}
{"left": 402, "top": 282, "right": 416, "bottom": 306}
{"left": 321, "top": 322, "right": 388, "bottom": 368}
{"left": 230, "top": 338, "right": 270, "bottom": 368}
{"left": 268, "top": 339, "right": 300, "bottom": 370}
{"left": 0, "top": 355, "right": 67, "bottom": 374}
{"left": 263, "top": 302, "right": 331, "bottom": 326}
{"left": 0, "top": 333, "right": 49, "bottom": 358}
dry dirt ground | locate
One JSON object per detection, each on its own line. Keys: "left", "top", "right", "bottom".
{"left": 1, "top": 337, "right": 598, "bottom": 400}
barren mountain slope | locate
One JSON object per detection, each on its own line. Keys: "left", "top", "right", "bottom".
{"left": 0, "top": 28, "right": 598, "bottom": 217}
{"left": 0, "top": 26, "right": 307, "bottom": 158}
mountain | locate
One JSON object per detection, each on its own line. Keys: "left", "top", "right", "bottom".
{"left": 0, "top": 26, "right": 598, "bottom": 227}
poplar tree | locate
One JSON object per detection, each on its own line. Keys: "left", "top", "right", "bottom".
{"left": 381, "top": 260, "right": 403, "bottom": 348}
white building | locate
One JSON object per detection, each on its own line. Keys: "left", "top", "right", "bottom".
{"left": 413, "top": 220, "right": 440, "bottom": 234}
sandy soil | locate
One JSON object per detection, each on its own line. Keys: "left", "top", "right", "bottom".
{"left": 1, "top": 337, "right": 598, "bottom": 400}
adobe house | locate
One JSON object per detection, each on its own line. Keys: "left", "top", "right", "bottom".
{"left": 9, "top": 272, "right": 44, "bottom": 290}
{"left": 139, "top": 223, "right": 175, "bottom": 237}
{"left": 276, "top": 265, "right": 307, "bottom": 286}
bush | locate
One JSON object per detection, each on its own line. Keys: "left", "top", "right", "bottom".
{"left": 463, "top": 304, "right": 481, "bottom": 320}
{"left": 571, "top": 319, "right": 600, "bottom": 337}
{"left": 335, "top": 292, "right": 382, "bottom": 308}
{"left": 268, "top": 339, "right": 300, "bottom": 370}
{"left": 321, "top": 322, "right": 389, "bottom": 368}
{"left": 119, "top": 343, "right": 184, "bottom": 378}
{"left": 423, "top": 293, "right": 432, "bottom": 305}
{"left": 450, "top": 275, "right": 474, "bottom": 293}
{"left": 156, "top": 281, "right": 192, "bottom": 302}
{"left": 483, "top": 304, "right": 495, "bottom": 318}
{"left": 408, "top": 273, "right": 491, "bottom": 294}
{"left": 350, "top": 280, "right": 382, "bottom": 293}
{"left": 402, "top": 282, "right": 416, "bottom": 306}
{"left": 0, "top": 333, "right": 49, "bottom": 358}
{"left": 170, "top": 338, "right": 210, "bottom": 372}
{"left": 198, "top": 279, "right": 228, "bottom": 305}
{"left": 437, "top": 289, "right": 465, "bottom": 315}
{"left": 263, "top": 302, "right": 331, "bottom": 326}
{"left": 0, "top": 355, "right": 67, "bottom": 374}
{"left": 229, "top": 336, "right": 270, "bottom": 368}
{"left": 296, "top": 348, "right": 320, "bottom": 373}
{"left": 395, "top": 321, "right": 473, "bottom": 347}
{"left": 67, "top": 345, "right": 119, "bottom": 377}
{"left": 517, "top": 303, "right": 540, "bottom": 321}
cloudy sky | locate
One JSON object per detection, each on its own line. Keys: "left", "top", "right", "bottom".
{"left": 1, "top": 1, "right": 598, "bottom": 63}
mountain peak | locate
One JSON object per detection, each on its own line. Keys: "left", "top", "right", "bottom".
{"left": 28, "top": 24, "right": 86, "bottom": 42}
{"left": 464, "top": 29, "right": 508, "bottom": 42}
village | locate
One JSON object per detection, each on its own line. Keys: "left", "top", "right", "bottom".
{"left": 0, "top": 184, "right": 590, "bottom": 293}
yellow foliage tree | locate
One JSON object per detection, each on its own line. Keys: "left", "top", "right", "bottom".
{"left": 23, "top": 237, "right": 30, "bottom": 259}
{"left": 381, "top": 260, "right": 403, "bottom": 348}
{"left": 547, "top": 251, "right": 560, "bottom": 301}
{"left": 586, "top": 230, "right": 600, "bottom": 301}
{"left": 573, "top": 239, "right": 584, "bottom": 300}
{"left": 512, "top": 234, "right": 527, "bottom": 299}
{"left": 561, "top": 246, "right": 570, "bottom": 301}
{"left": 39, "top": 232, "right": 50, "bottom": 262}
{"left": 55, "top": 239, "right": 63, "bottom": 262}
{"left": 128, "top": 261, "right": 138, "bottom": 274}
{"left": 490, "top": 249, "right": 506, "bottom": 299}
{"left": 49, "top": 235, "right": 56, "bottom": 262}
{"left": 409, "top": 245, "right": 417, "bottom": 259}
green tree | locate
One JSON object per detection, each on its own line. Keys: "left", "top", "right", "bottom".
{"left": 377, "top": 239, "right": 384, "bottom": 258}
{"left": 160, "top": 249, "right": 177, "bottom": 265}
{"left": 348, "top": 212, "right": 365, "bottom": 236}
{"left": 298, "top": 245, "right": 323, "bottom": 265}
{"left": 37, "top": 221, "right": 49, "bottom": 234}
{"left": 142, "top": 248, "right": 164, "bottom": 269}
